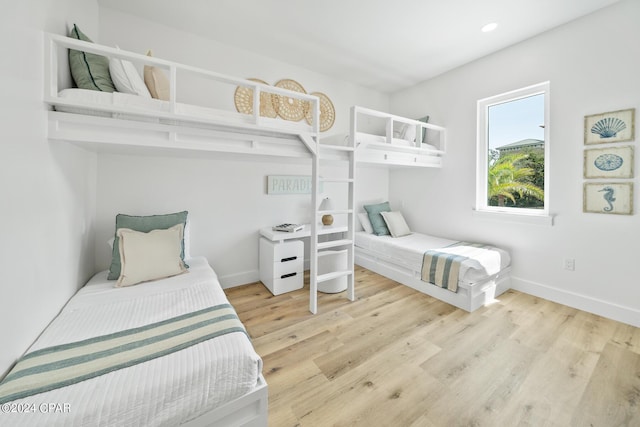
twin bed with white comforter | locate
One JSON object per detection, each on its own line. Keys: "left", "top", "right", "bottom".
{"left": 355, "top": 231, "right": 512, "bottom": 312}
{"left": 0, "top": 257, "right": 266, "bottom": 427}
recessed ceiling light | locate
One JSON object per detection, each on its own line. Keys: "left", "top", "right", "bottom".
{"left": 481, "top": 22, "right": 498, "bottom": 33}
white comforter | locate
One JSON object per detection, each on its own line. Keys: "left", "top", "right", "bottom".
{"left": 355, "top": 232, "right": 511, "bottom": 284}
{"left": 3, "top": 257, "right": 262, "bottom": 427}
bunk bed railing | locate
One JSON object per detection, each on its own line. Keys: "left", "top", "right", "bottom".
{"left": 43, "top": 32, "right": 321, "bottom": 138}
{"left": 351, "top": 106, "right": 446, "bottom": 154}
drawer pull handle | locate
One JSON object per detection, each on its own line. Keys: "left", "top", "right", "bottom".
{"left": 281, "top": 272, "right": 297, "bottom": 279}
{"left": 281, "top": 256, "right": 297, "bottom": 262}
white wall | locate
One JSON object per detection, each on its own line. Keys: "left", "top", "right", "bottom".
{"left": 97, "top": 7, "right": 388, "bottom": 138}
{"left": 389, "top": 0, "right": 640, "bottom": 326}
{"left": 0, "top": 0, "right": 99, "bottom": 377}
{"left": 94, "top": 7, "right": 391, "bottom": 286}
{"left": 95, "top": 154, "right": 388, "bottom": 286}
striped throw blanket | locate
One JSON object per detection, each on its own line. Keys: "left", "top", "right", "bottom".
{"left": 0, "top": 304, "right": 247, "bottom": 404}
{"left": 421, "top": 242, "right": 492, "bottom": 293}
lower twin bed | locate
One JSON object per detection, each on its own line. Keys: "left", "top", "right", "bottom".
{"left": 0, "top": 257, "right": 266, "bottom": 427}
{"left": 355, "top": 231, "right": 512, "bottom": 312}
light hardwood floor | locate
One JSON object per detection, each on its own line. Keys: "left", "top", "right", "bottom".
{"left": 225, "top": 266, "right": 640, "bottom": 427}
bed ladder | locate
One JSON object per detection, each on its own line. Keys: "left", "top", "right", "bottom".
{"left": 309, "top": 116, "right": 357, "bottom": 314}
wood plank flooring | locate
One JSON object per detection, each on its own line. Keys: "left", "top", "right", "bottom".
{"left": 225, "top": 266, "right": 640, "bottom": 427}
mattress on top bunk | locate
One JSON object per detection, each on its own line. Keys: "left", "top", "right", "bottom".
{"left": 355, "top": 231, "right": 510, "bottom": 284}
{"left": 4, "top": 256, "right": 262, "bottom": 427}
{"left": 321, "top": 132, "right": 440, "bottom": 151}
{"left": 54, "top": 88, "right": 248, "bottom": 124}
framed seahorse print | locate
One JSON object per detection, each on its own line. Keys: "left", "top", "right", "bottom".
{"left": 583, "top": 182, "right": 633, "bottom": 215}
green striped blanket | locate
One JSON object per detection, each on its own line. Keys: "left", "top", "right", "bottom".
{"left": 421, "top": 242, "right": 490, "bottom": 292}
{"left": 0, "top": 304, "right": 247, "bottom": 404}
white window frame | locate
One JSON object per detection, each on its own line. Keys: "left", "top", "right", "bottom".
{"left": 475, "top": 81, "right": 552, "bottom": 225}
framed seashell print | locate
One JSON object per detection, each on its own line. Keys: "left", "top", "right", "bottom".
{"left": 584, "top": 108, "right": 635, "bottom": 144}
{"left": 584, "top": 145, "right": 634, "bottom": 178}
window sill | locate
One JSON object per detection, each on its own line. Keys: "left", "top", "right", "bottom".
{"left": 472, "top": 209, "right": 554, "bottom": 226}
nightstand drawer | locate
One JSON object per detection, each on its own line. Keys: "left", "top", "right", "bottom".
{"left": 272, "top": 256, "right": 303, "bottom": 277}
{"left": 269, "top": 272, "right": 303, "bottom": 295}
{"left": 271, "top": 240, "right": 303, "bottom": 261}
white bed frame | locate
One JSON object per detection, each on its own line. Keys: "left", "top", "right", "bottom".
{"left": 44, "top": 33, "right": 322, "bottom": 157}
{"left": 183, "top": 375, "right": 268, "bottom": 427}
{"left": 355, "top": 246, "right": 511, "bottom": 312}
{"left": 350, "top": 106, "right": 447, "bottom": 168}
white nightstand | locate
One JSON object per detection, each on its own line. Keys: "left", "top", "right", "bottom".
{"left": 259, "top": 238, "right": 303, "bottom": 295}
{"left": 259, "top": 224, "right": 348, "bottom": 295}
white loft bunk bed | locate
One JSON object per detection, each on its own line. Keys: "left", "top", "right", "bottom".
{"left": 322, "top": 106, "right": 447, "bottom": 168}
{"left": 42, "top": 32, "right": 450, "bottom": 312}
{"left": 35, "top": 31, "right": 458, "bottom": 424}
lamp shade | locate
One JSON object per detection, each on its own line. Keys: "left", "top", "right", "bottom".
{"left": 319, "top": 197, "right": 333, "bottom": 211}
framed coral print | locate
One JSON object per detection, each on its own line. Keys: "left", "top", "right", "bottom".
{"left": 584, "top": 145, "right": 634, "bottom": 179}
{"left": 584, "top": 108, "right": 635, "bottom": 145}
{"left": 583, "top": 182, "right": 633, "bottom": 215}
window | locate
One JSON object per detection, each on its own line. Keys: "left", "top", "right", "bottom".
{"left": 476, "top": 82, "right": 550, "bottom": 219}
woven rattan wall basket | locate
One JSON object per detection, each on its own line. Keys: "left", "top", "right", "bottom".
{"left": 234, "top": 78, "right": 277, "bottom": 118}
{"left": 273, "top": 79, "right": 307, "bottom": 122}
{"left": 305, "top": 92, "right": 335, "bottom": 132}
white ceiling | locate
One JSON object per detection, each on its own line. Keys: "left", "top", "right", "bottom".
{"left": 98, "top": 0, "right": 619, "bottom": 93}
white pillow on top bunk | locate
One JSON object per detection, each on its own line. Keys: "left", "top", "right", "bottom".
{"left": 380, "top": 211, "right": 412, "bottom": 238}
{"left": 109, "top": 47, "right": 152, "bottom": 98}
{"left": 393, "top": 123, "right": 416, "bottom": 142}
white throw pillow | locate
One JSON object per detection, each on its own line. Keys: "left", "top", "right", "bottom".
{"left": 403, "top": 123, "right": 417, "bottom": 143}
{"left": 109, "top": 47, "right": 152, "bottom": 98}
{"left": 108, "top": 219, "right": 191, "bottom": 259}
{"left": 116, "top": 223, "right": 187, "bottom": 287}
{"left": 358, "top": 212, "right": 374, "bottom": 233}
{"left": 380, "top": 211, "right": 411, "bottom": 238}
{"left": 393, "top": 123, "right": 416, "bottom": 142}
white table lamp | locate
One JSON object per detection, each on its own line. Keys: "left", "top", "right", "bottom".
{"left": 319, "top": 197, "right": 334, "bottom": 225}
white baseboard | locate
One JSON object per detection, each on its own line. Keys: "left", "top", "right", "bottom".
{"left": 511, "top": 276, "right": 640, "bottom": 328}
{"left": 219, "top": 270, "right": 260, "bottom": 289}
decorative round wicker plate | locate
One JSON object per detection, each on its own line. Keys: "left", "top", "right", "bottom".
{"left": 305, "top": 92, "right": 335, "bottom": 132}
{"left": 273, "top": 79, "right": 307, "bottom": 122}
{"left": 234, "top": 78, "right": 277, "bottom": 118}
